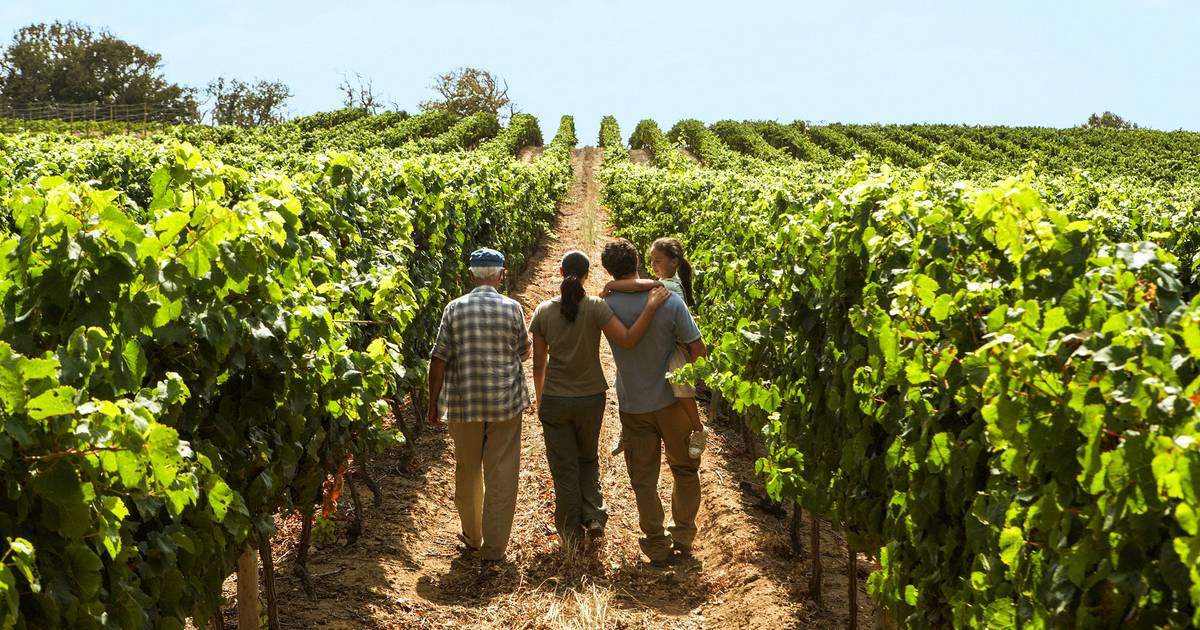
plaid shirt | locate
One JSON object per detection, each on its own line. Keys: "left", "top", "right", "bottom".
{"left": 431, "top": 285, "right": 531, "bottom": 422}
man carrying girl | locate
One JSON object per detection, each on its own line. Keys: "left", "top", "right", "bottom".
{"left": 599, "top": 238, "right": 707, "bottom": 566}
{"left": 603, "top": 237, "right": 708, "bottom": 459}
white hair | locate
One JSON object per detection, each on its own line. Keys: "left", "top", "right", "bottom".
{"left": 470, "top": 266, "right": 503, "bottom": 280}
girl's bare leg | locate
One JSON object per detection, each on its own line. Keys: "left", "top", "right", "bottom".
{"left": 680, "top": 397, "right": 702, "bottom": 431}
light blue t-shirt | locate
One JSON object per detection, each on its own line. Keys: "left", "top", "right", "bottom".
{"left": 604, "top": 292, "right": 702, "bottom": 414}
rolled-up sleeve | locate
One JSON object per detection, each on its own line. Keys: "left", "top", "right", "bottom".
{"left": 431, "top": 304, "right": 454, "bottom": 362}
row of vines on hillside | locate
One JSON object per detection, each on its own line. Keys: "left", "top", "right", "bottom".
{"left": 601, "top": 139, "right": 1200, "bottom": 627}
{"left": 0, "top": 116, "right": 575, "bottom": 628}
{"left": 708, "top": 120, "right": 1200, "bottom": 183}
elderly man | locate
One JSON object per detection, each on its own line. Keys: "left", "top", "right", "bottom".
{"left": 600, "top": 238, "right": 706, "bottom": 567}
{"left": 427, "top": 247, "right": 531, "bottom": 563}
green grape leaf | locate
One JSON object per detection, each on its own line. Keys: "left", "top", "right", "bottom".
{"left": 1177, "top": 503, "right": 1199, "bottom": 536}
{"left": 31, "top": 462, "right": 89, "bottom": 539}
{"left": 65, "top": 543, "right": 103, "bottom": 598}
{"left": 25, "top": 386, "right": 77, "bottom": 420}
{"left": 930, "top": 293, "right": 954, "bottom": 322}
{"left": 927, "top": 432, "right": 951, "bottom": 471}
{"left": 999, "top": 526, "right": 1023, "bottom": 568}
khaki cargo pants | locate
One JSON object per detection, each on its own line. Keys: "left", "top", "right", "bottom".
{"left": 620, "top": 401, "right": 701, "bottom": 561}
{"left": 447, "top": 413, "right": 522, "bottom": 561}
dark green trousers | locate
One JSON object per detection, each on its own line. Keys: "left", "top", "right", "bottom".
{"left": 538, "top": 393, "right": 608, "bottom": 543}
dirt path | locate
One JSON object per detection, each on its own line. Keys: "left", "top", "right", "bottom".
{"left": 262, "top": 148, "right": 877, "bottom": 629}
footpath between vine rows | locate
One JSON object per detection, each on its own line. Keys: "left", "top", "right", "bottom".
{"left": 237, "top": 148, "right": 876, "bottom": 628}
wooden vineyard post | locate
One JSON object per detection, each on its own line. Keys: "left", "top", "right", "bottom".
{"left": 408, "top": 387, "right": 427, "bottom": 438}
{"left": 741, "top": 410, "right": 753, "bottom": 456}
{"left": 390, "top": 399, "right": 413, "bottom": 447}
{"left": 810, "top": 517, "right": 822, "bottom": 604}
{"left": 236, "top": 545, "right": 259, "bottom": 629}
{"left": 848, "top": 545, "right": 859, "bottom": 630}
{"left": 296, "top": 515, "right": 317, "bottom": 601}
{"left": 259, "top": 533, "right": 280, "bottom": 630}
{"left": 790, "top": 505, "right": 804, "bottom": 555}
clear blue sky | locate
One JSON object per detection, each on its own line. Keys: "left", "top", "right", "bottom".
{"left": 3, "top": 1, "right": 1197, "bottom": 142}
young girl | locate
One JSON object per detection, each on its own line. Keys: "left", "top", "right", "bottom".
{"left": 603, "top": 237, "right": 707, "bottom": 459}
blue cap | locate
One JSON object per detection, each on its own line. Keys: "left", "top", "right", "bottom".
{"left": 469, "top": 248, "right": 505, "bottom": 267}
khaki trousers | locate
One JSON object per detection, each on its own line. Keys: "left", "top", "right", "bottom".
{"left": 448, "top": 414, "right": 522, "bottom": 561}
{"left": 620, "top": 401, "right": 701, "bottom": 561}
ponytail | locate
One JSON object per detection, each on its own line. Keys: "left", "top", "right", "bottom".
{"left": 678, "top": 257, "right": 695, "bottom": 309}
{"left": 559, "top": 250, "right": 590, "bottom": 322}
{"left": 560, "top": 274, "right": 585, "bottom": 322}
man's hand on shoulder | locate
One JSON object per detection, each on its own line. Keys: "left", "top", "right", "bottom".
{"left": 647, "top": 286, "right": 670, "bottom": 309}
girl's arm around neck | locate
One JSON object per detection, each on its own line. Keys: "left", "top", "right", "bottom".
{"left": 600, "top": 278, "right": 662, "bottom": 298}
{"left": 601, "top": 286, "right": 670, "bottom": 348}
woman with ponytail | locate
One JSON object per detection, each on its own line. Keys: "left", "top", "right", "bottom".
{"left": 529, "top": 250, "right": 669, "bottom": 546}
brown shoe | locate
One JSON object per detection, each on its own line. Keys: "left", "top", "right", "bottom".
{"left": 456, "top": 532, "right": 479, "bottom": 556}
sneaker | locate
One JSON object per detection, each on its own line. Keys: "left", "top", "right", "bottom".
{"left": 672, "top": 541, "right": 693, "bottom": 559}
{"left": 584, "top": 519, "right": 605, "bottom": 538}
{"left": 687, "top": 428, "right": 708, "bottom": 460}
{"left": 611, "top": 434, "right": 627, "bottom": 456}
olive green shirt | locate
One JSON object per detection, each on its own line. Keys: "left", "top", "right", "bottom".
{"left": 530, "top": 296, "right": 615, "bottom": 397}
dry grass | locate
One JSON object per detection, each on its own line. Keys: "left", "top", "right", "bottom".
{"left": 578, "top": 180, "right": 601, "bottom": 250}
{"left": 577, "top": 158, "right": 602, "bottom": 250}
{"left": 545, "top": 577, "right": 612, "bottom": 629}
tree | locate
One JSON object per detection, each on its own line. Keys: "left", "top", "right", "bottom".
{"left": 0, "top": 21, "right": 198, "bottom": 122}
{"left": 1086, "top": 111, "right": 1138, "bottom": 130}
{"left": 338, "top": 72, "right": 384, "bottom": 114}
{"left": 420, "top": 67, "right": 515, "bottom": 120}
{"left": 205, "top": 77, "right": 292, "bottom": 127}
